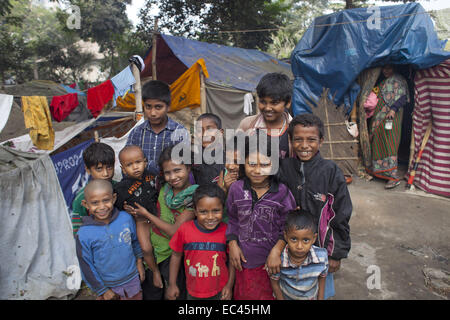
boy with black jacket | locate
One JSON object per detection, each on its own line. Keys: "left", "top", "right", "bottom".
{"left": 266, "top": 113, "right": 352, "bottom": 299}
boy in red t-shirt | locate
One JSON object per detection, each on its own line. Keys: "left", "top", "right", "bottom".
{"left": 166, "top": 184, "right": 235, "bottom": 300}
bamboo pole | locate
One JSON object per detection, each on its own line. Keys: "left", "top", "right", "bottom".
{"left": 152, "top": 18, "right": 159, "bottom": 80}
{"left": 200, "top": 70, "right": 206, "bottom": 114}
{"left": 131, "top": 63, "right": 143, "bottom": 121}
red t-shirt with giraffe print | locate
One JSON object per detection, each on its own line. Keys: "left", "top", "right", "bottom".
{"left": 169, "top": 220, "right": 229, "bottom": 298}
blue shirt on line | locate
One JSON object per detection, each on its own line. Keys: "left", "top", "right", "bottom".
{"left": 271, "top": 245, "right": 329, "bottom": 300}
{"left": 126, "top": 117, "right": 189, "bottom": 176}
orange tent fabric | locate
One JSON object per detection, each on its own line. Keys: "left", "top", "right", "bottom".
{"left": 169, "top": 58, "right": 209, "bottom": 112}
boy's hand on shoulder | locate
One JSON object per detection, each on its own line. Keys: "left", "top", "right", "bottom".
{"left": 328, "top": 258, "right": 341, "bottom": 273}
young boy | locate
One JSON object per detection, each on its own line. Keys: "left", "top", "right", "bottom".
{"left": 114, "top": 145, "right": 163, "bottom": 289}
{"left": 166, "top": 184, "right": 235, "bottom": 300}
{"left": 71, "top": 142, "right": 117, "bottom": 236}
{"left": 191, "top": 113, "right": 225, "bottom": 186}
{"left": 126, "top": 80, "right": 189, "bottom": 177}
{"left": 267, "top": 113, "right": 352, "bottom": 299}
{"left": 270, "top": 210, "right": 328, "bottom": 300}
{"left": 75, "top": 179, "right": 145, "bottom": 300}
{"left": 237, "top": 72, "right": 293, "bottom": 159}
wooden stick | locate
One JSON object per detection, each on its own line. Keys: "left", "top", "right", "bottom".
{"left": 131, "top": 63, "right": 143, "bottom": 121}
{"left": 152, "top": 18, "right": 159, "bottom": 80}
{"left": 200, "top": 70, "right": 206, "bottom": 114}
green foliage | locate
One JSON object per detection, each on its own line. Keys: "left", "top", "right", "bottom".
{"left": 139, "top": 0, "right": 290, "bottom": 51}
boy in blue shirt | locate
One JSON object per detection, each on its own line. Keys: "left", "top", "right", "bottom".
{"left": 270, "top": 209, "right": 328, "bottom": 300}
{"left": 75, "top": 179, "right": 145, "bottom": 300}
{"left": 126, "top": 80, "right": 189, "bottom": 177}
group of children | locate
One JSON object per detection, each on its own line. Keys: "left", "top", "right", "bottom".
{"left": 73, "top": 73, "right": 352, "bottom": 301}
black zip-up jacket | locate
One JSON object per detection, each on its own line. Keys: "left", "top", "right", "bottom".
{"left": 278, "top": 152, "right": 352, "bottom": 260}
{"left": 114, "top": 170, "right": 158, "bottom": 215}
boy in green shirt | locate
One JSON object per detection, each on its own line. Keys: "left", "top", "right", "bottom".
{"left": 71, "top": 142, "right": 117, "bottom": 235}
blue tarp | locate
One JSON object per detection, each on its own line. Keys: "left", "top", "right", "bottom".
{"left": 291, "top": 3, "right": 450, "bottom": 115}
{"left": 162, "top": 34, "right": 293, "bottom": 92}
{"left": 51, "top": 139, "right": 94, "bottom": 211}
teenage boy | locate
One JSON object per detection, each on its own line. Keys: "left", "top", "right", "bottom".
{"left": 237, "top": 72, "right": 293, "bottom": 159}
{"left": 126, "top": 80, "right": 189, "bottom": 177}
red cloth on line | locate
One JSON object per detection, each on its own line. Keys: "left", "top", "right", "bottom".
{"left": 49, "top": 93, "right": 79, "bottom": 122}
{"left": 87, "top": 80, "right": 114, "bottom": 117}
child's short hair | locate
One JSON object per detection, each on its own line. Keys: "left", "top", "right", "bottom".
{"left": 193, "top": 183, "right": 226, "bottom": 209}
{"left": 285, "top": 209, "right": 317, "bottom": 233}
{"left": 239, "top": 131, "right": 274, "bottom": 177}
{"left": 142, "top": 80, "right": 171, "bottom": 106}
{"left": 118, "top": 145, "right": 145, "bottom": 163}
{"left": 83, "top": 142, "right": 115, "bottom": 169}
{"left": 288, "top": 113, "right": 325, "bottom": 140}
{"left": 256, "top": 72, "right": 292, "bottom": 104}
{"left": 197, "top": 113, "right": 222, "bottom": 130}
{"left": 158, "top": 143, "right": 192, "bottom": 170}
{"left": 84, "top": 179, "right": 114, "bottom": 199}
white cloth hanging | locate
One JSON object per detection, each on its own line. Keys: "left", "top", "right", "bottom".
{"left": 0, "top": 94, "right": 13, "bottom": 134}
{"left": 243, "top": 92, "right": 254, "bottom": 115}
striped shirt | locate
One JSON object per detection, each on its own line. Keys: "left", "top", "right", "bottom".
{"left": 271, "top": 245, "right": 328, "bottom": 300}
{"left": 126, "top": 117, "right": 189, "bottom": 176}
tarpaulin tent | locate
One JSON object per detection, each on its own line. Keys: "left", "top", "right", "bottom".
{"left": 141, "top": 34, "right": 293, "bottom": 129}
{"left": 291, "top": 3, "right": 450, "bottom": 116}
{"left": 0, "top": 108, "right": 137, "bottom": 299}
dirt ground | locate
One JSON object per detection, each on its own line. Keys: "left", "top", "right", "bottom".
{"left": 74, "top": 166, "right": 449, "bottom": 301}
{"left": 334, "top": 168, "right": 449, "bottom": 300}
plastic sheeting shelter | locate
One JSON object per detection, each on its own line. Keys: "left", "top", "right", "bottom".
{"left": 291, "top": 3, "right": 450, "bottom": 116}
{"left": 141, "top": 34, "right": 293, "bottom": 128}
{"left": 0, "top": 147, "right": 80, "bottom": 299}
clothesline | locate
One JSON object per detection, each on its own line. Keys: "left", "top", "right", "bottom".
{"left": 214, "top": 10, "right": 435, "bottom": 34}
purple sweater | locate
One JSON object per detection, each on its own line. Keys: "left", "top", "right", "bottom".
{"left": 226, "top": 178, "right": 296, "bottom": 269}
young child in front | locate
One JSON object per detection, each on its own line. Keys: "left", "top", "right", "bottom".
{"left": 237, "top": 72, "right": 293, "bottom": 159}
{"left": 191, "top": 113, "right": 225, "bottom": 186}
{"left": 71, "top": 142, "right": 117, "bottom": 236}
{"left": 226, "top": 134, "right": 296, "bottom": 300}
{"left": 126, "top": 80, "right": 189, "bottom": 177}
{"left": 267, "top": 113, "right": 352, "bottom": 300}
{"left": 270, "top": 209, "right": 328, "bottom": 300}
{"left": 114, "top": 145, "right": 163, "bottom": 290}
{"left": 166, "top": 184, "right": 235, "bottom": 300}
{"left": 75, "top": 179, "right": 145, "bottom": 300}
{"left": 130, "top": 144, "right": 199, "bottom": 300}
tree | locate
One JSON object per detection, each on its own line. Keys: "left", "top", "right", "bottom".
{"left": 138, "top": 0, "right": 290, "bottom": 51}
{"left": 58, "top": 0, "right": 134, "bottom": 76}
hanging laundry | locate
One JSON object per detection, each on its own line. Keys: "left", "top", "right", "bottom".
{"left": 86, "top": 80, "right": 114, "bottom": 117}
{"left": 0, "top": 94, "right": 13, "bottom": 134}
{"left": 243, "top": 92, "right": 254, "bottom": 115}
{"left": 21, "top": 96, "right": 55, "bottom": 150}
{"left": 111, "top": 65, "right": 136, "bottom": 107}
{"left": 169, "top": 58, "right": 209, "bottom": 112}
{"left": 50, "top": 93, "right": 79, "bottom": 122}
{"left": 116, "top": 92, "right": 137, "bottom": 110}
